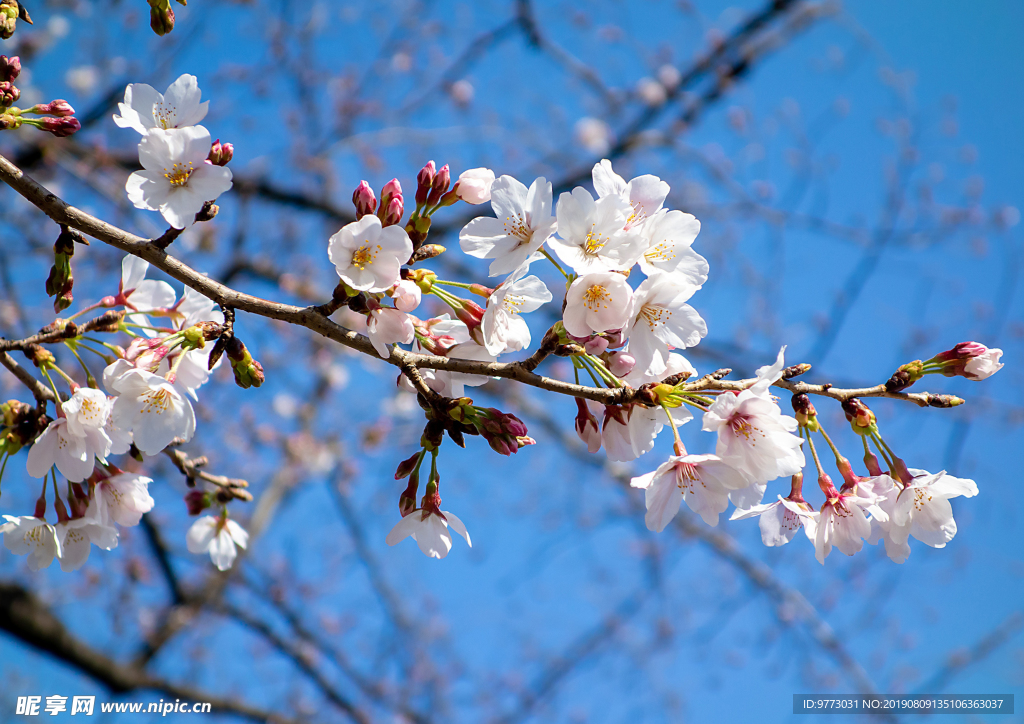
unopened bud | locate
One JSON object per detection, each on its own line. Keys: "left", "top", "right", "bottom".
{"left": 415, "top": 160, "right": 436, "bottom": 206}
{"left": 148, "top": 0, "right": 175, "bottom": 35}
{"left": 781, "top": 363, "right": 811, "bottom": 380}
{"left": 38, "top": 116, "right": 81, "bottom": 137}
{"left": 426, "top": 164, "right": 451, "bottom": 206}
{"left": 791, "top": 392, "right": 817, "bottom": 429}
{"left": 352, "top": 180, "right": 377, "bottom": 219}
{"left": 399, "top": 476, "right": 419, "bottom": 517}
{"left": 454, "top": 167, "right": 495, "bottom": 205}
{"left": 31, "top": 99, "right": 74, "bottom": 117}
{"left": 0, "top": 80, "right": 18, "bottom": 107}
{"left": 182, "top": 324, "right": 206, "bottom": 349}
{"left": 886, "top": 360, "right": 924, "bottom": 392}
{"left": 606, "top": 351, "right": 635, "bottom": 377}
{"left": 0, "top": 1, "right": 18, "bottom": 40}
{"left": 184, "top": 490, "right": 211, "bottom": 515}
{"left": 394, "top": 451, "right": 421, "bottom": 480}
{"left": 225, "top": 337, "right": 264, "bottom": 389}
{"left": 421, "top": 419, "right": 444, "bottom": 451}
{"left": 584, "top": 336, "right": 608, "bottom": 355}
{"left": 382, "top": 195, "right": 403, "bottom": 227}
{"left": 925, "top": 341, "right": 1004, "bottom": 381}
{"left": 23, "top": 344, "right": 55, "bottom": 368}
{"left": 0, "top": 55, "right": 20, "bottom": 83}
{"left": 208, "top": 139, "right": 233, "bottom": 166}
{"left": 379, "top": 178, "right": 402, "bottom": 211}
{"left": 841, "top": 398, "right": 876, "bottom": 435}
{"left": 409, "top": 243, "right": 445, "bottom": 263}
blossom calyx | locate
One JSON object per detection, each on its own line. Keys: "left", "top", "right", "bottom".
{"left": 841, "top": 398, "right": 876, "bottom": 435}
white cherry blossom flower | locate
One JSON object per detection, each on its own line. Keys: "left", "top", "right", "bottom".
{"left": 95, "top": 472, "right": 155, "bottom": 527}
{"left": 108, "top": 367, "right": 196, "bottom": 455}
{"left": 549, "top": 188, "right": 644, "bottom": 273}
{"left": 638, "top": 209, "right": 708, "bottom": 281}
{"left": 119, "top": 255, "right": 176, "bottom": 315}
{"left": 701, "top": 348, "right": 804, "bottom": 484}
{"left": 861, "top": 474, "right": 912, "bottom": 563}
{"left": 459, "top": 175, "right": 557, "bottom": 277}
{"left": 62, "top": 387, "right": 112, "bottom": 438}
{"left": 113, "top": 74, "right": 209, "bottom": 134}
{"left": 632, "top": 453, "right": 749, "bottom": 529}
{"left": 126, "top": 126, "right": 233, "bottom": 229}
{"left": 367, "top": 307, "right": 414, "bottom": 359}
{"left": 562, "top": 271, "right": 633, "bottom": 338}
{"left": 386, "top": 507, "right": 471, "bottom": 559}
{"left": 889, "top": 468, "right": 978, "bottom": 550}
{"left": 328, "top": 214, "right": 413, "bottom": 293}
{"left": 26, "top": 416, "right": 100, "bottom": 483}
{"left": 481, "top": 254, "right": 552, "bottom": 355}
{"left": 964, "top": 349, "right": 1003, "bottom": 380}
{"left": 814, "top": 477, "right": 882, "bottom": 563}
{"left": 592, "top": 159, "right": 669, "bottom": 232}
{"left": 456, "top": 168, "right": 496, "bottom": 204}
{"left": 625, "top": 272, "right": 707, "bottom": 377}
{"left": 623, "top": 351, "right": 697, "bottom": 387}
{"left": 187, "top": 515, "right": 249, "bottom": 571}
{"left": 392, "top": 280, "right": 421, "bottom": 312}
{"left": 0, "top": 516, "right": 62, "bottom": 571}
{"left": 731, "top": 494, "right": 819, "bottom": 546}
{"left": 55, "top": 502, "right": 119, "bottom": 572}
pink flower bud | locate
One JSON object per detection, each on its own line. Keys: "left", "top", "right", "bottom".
{"left": 426, "top": 163, "right": 451, "bottom": 206}
{"left": 454, "top": 167, "right": 495, "bottom": 204}
{"left": 33, "top": 99, "right": 74, "bottom": 117}
{"left": 926, "top": 341, "right": 1004, "bottom": 380}
{"left": 415, "top": 160, "right": 436, "bottom": 206}
{"left": 39, "top": 116, "right": 81, "bottom": 137}
{"left": 208, "top": 139, "right": 233, "bottom": 166}
{"left": 382, "top": 195, "right": 403, "bottom": 227}
{"left": 0, "top": 80, "right": 19, "bottom": 106}
{"left": 0, "top": 55, "right": 20, "bottom": 82}
{"left": 607, "top": 351, "right": 635, "bottom": 377}
{"left": 584, "top": 336, "right": 608, "bottom": 355}
{"left": 148, "top": 0, "right": 175, "bottom": 35}
{"left": 380, "top": 178, "right": 403, "bottom": 208}
{"left": 352, "top": 180, "right": 377, "bottom": 219}
{"left": 184, "top": 490, "right": 211, "bottom": 515}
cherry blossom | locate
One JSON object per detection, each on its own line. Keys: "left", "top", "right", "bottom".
{"left": 889, "top": 468, "right": 978, "bottom": 550}
{"left": 638, "top": 209, "right": 708, "bottom": 281}
{"left": 328, "top": 214, "right": 413, "bottom": 293}
{"left": 367, "top": 307, "right": 414, "bottom": 359}
{"left": 107, "top": 366, "right": 196, "bottom": 455}
{"left": 187, "top": 514, "right": 249, "bottom": 571}
{"left": 549, "top": 187, "right": 643, "bottom": 273}
{"left": 814, "top": 476, "right": 883, "bottom": 563}
{"left": 601, "top": 402, "right": 690, "bottom": 463}
{"left": 455, "top": 168, "right": 496, "bottom": 204}
{"left": 481, "top": 255, "right": 552, "bottom": 355}
{"left": 392, "top": 280, "right": 421, "bottom": 312}
{"left": 563, "top": 271, "right": 634, "bottom": 338}
{"left": 459, "top": 175, "right": 557, "bottom": 277}
{"left": 126, "top": 126, "right": 233, "bottom": 229}
{"left": 113, "top": 74, "right": 209, "bottom": 134}
{"left": 632, "top": 453, "right": 750, "bottom": 529}
{"left": 55, "top": 502, "right": 119, "bottom": 572}
{"left": 591, "top": 159, "right": 669, "bottom": 232}
{"left": 625, "top": 272, "right": 707, "bottom": 377}
{"left": 119, "top": 254, "right": 176, "bottom": 315}
{"left": 26, "top": 416, "right": 101, "bottom": 484}
{"left": 386, "top": 506, "right": 471, "bottom": 559}
{"left": 94, "top": 472, "right": 155, "bottom": 527}
{"left": 0, "top": 516, "right": 62, "bottom": 571}
{"left": 730, "top": 491, "right": 819, "bottom": 546}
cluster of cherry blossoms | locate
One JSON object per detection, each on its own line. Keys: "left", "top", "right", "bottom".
{"left": 2, "top": 252, "right": 255, "bottom": 572}
{"left": 0, "top": 67, "right": 1005, "bottom": 573}
{"left": 317, "top": 155, "right": 1003, "bottom": 564}
{"left": 116, "top": 74, "right": 234, "bottom": 230}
